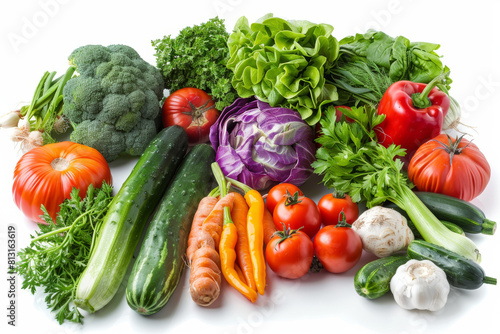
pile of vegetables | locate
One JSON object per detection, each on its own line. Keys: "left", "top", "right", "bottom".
{"left": 4, "top": 12, "right": 498, "bottom": 327}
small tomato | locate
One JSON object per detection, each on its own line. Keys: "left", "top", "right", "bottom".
{"left": 313, "top": 222, "right": 362, "bottom": 273}
{"left": 266, "top": 183, "right": 303, "bottom": 213}
{"left": 265, "top": 225, "right": 314, "bottom": 279}
{"left": 318, "top": 192, "right": 359, "bottom": 225}
{"left": 162, "top": 87, "right": 220, "bottom": 145}
{"left": 273, "top": 191, "right": 321, "bottom": 239}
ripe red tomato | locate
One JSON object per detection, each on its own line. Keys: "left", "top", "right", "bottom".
{"left": 12, "top": 141, "right": 112, "bottom": 224}
{"left": 266, "top": 183, "right": 303, "bottom": 213}
{"left": 318, "top": 192, "right": 359, "bottom": 225}
{"left": 273, "top": 192, "right": 321, "bottom": 239}
{"left": 408, "top": 134, "right": 490, "bottom": 201}
{"left": 313, "top": 225, "right": 362, "bottom": 273}
{"left": 265, "top": 228, "right": 314, "bottom": 279}
{"left": 162, "top": 87, "right": 220, "bottom": 145}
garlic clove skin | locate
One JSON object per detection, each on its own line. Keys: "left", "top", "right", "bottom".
{"left": 352, "top": 206, "right": 414, "bottom": 258}
{"left": 390, "top": 259, "right": 450, "bottom": 312}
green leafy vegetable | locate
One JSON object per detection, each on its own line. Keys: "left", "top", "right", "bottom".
{"left": 152, "top": 17, "right": 237, "bottom": 110}
{"left": 16, "top": 182, "right": 114, "bottom": 324}
{"left": 313, "top": 106, "right": 481, "bottom": 263}
{"left": 63, "top": 44, "right": 165, "bottom": 162}
{"left": 328, "top": 30, "right": 452, "bottom": 106}
{"left": 227, "top": 14, "right": 340, "bottom": 125}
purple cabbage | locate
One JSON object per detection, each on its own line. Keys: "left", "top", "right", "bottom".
{"left": 209, "top": 97, "right": 316, "bottom": 190}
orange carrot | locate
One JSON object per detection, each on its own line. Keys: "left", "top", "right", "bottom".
{"left": 262, "top": 206, "right": 277, "bottom": 247}
{"left": 231, "top": 192, "right": 256, "bottom": 291}
{"left": 187, "top": 196, "right": 218, "bottom": 262}
{"left": 188, "top": 193, "right": 235, "bottom": 306}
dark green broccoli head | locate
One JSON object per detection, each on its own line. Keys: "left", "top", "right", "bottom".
{"left": 63, "top": 44, "right": 164, "bottom": 161}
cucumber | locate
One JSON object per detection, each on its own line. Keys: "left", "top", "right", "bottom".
{"left": 126, "top": 144, "right": 215, "bottom": 315}
{"left": 407, "top": 240, "right": 497, "bottom": 289}
{"left": 354, "top": 254, "right": 409, "bottom": 299}
{"left": 416, "top": 192, "right": 496, "bottom": 235}
{"left": 74, "top": 126, "right": 188, "bottom": 313}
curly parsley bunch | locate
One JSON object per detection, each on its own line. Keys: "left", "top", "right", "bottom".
{"left": 152, "top": 17, "right": 238, "bottom": 110}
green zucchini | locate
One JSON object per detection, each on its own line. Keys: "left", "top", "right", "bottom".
{"left": 407, "top": 240, "right": 497, "bottom": 289}
{"left": 416, "top": 192, "right": 496, "bottom": 235}
{"left": 74, "top": 126, "right": 188, "bottom": 313}
{"left": 354, "top": 254, "right": 409, "bottom": 299}
{"left": 126, "top": 144, "right": 215, "bottom": 315}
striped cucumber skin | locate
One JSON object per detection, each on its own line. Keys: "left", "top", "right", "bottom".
{"left": 74, "top": 126, "right": 188, "bottom": 313}
{"left": 415, "top": 192, "right": 496, "bottom": 235}
{"left": 354, "top": 254, "right": 409, "bottom": 299}
{"left": 126, "top": 144, "right": 215, "bottom": 315}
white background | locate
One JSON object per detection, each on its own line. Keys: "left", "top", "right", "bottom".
{"left": 1, "top": 1, "right": 499, "bottom": 333}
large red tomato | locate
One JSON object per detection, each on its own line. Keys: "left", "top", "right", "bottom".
{"left": 313, "top": 224, "right": 362, "bottom": 273}
{"left": 408, "top": 134, "right": 490, "bottom": 201}
{"left": 318, "top": 192, "right": 359, "bottom": 225}
{"left": 266, "top": 183, "right": 303, "bottom": 213}
{"left": 13, "top": 141, "right": 112, "bottom": 224}
{"left": 265, "top": 227, "right": 314, "bottom": 279}
{"left": 162, "top": 87, "right": 220, "bottom": 144}
{"left": 273, "top": 192, "right": 321, "bottom": 239}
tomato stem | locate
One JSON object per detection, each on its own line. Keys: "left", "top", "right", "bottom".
{"left": 336, "top": 211, "right": 352, "bottom": 228}
{"left": 284, "top": 190, "right": 302, "bottom": 207}
{"left": 184, "top": 100, "right": 215, "bottom": 119}
{"left": 430, "top": 134, "right": 472, "bottom": 165}
{"left": 272, "top": 222, "right": 303, "bottom": 250}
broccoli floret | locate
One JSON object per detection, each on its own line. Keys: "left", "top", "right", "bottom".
{"left": 70, "top": 120, "right": 126, "bottom": 162}
{"left": 63, "top": 44, "right": 164, "bottom": 161}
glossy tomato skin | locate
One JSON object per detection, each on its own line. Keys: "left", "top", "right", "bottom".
{"left": 313, "top": 225, "right": 362, "bottom": 273}
{"left": 12, "top": 141, "right": 112, "bottom": 224}
{"left": 266, "top": 183, "right": 303, "bottom": 213}
{"left": 318, "top": 193, "right": 359, "bottom": 225}
{"left": 408, "top": 134, "right": 490, "bottom": 201}
{"left": 162, "top": 87, "right": 220, "bottom": 145}
{"left": 273, "top": 195, "right": 321, "bottom": 239}
{"left": 266, "top": 230, "right": 314, "bottom": 279}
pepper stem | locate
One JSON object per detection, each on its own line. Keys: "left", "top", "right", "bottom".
{"left": 412, "top": 71, "right": 450, "bottom": 109}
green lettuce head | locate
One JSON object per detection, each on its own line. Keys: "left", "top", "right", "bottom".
{"left": 227, "top": 14, "right": 340, "bottom": 125}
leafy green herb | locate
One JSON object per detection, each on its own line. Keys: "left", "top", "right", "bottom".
{"left": 16, "top": 182, "right": 114, "bottom": 324}
{"left": 152, "top": 17, "right": 237, "bottom": 110}
{"left": 313, "top": 106, "right": 481, "bottom": 263}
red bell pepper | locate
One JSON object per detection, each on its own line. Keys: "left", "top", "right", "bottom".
{"left": 375, "top": 73, "right": 450, "bottom": 166}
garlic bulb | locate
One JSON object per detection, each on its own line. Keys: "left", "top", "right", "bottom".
{"left": 390, "top": 259, "right": 450, "bottom": 311}
{"left": 352, "top": 206, "right": 414, "bottom": 257}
